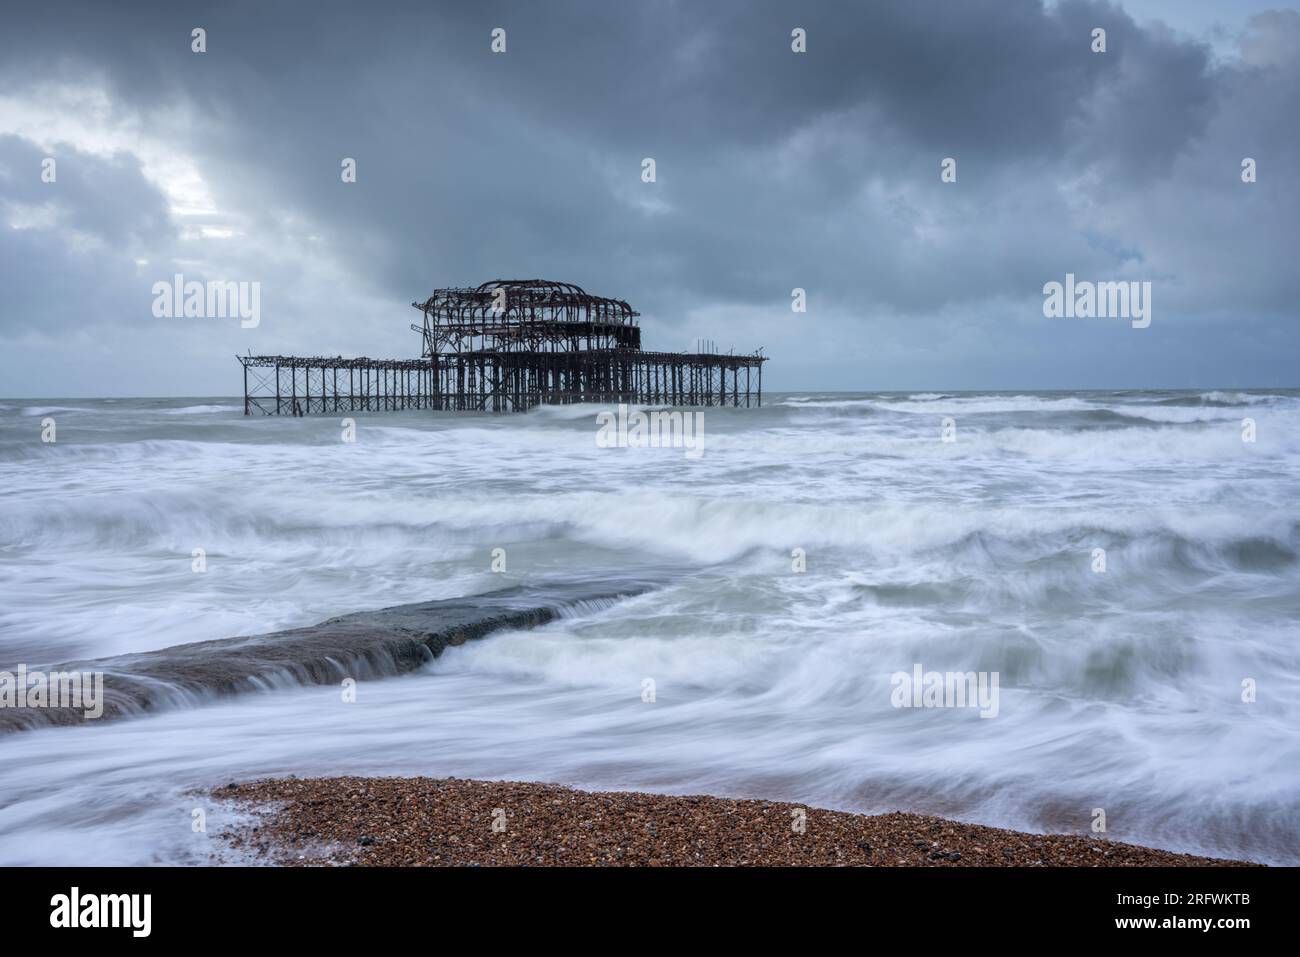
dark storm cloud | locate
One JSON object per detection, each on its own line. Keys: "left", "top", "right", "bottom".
{"left": 0, "top": 0, "right": 1296, "bottom": 393}
{"left": 0, "top": 134, "right": 171, "bottom": 247}
{"left": 0, "top": 134, "right": 173, "bottom": 332}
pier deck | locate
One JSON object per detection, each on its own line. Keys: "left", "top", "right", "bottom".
{"left": 239, "top": 349, "right": 765, "bottom": 415}
{"left": 240, "top": 279, "right": 767, "bottom": 415}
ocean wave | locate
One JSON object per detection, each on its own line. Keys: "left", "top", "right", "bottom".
{"left": 781, "top": 398, "right": 883, "bottom": 411}
{"left": 1077, "top": 407, "right": 1247, "bottom": 424}
{"left": 160, "top": 404, "right": 243, "bottom": 415}
{"left": 18, "top": 405, "right": 103, "bottom": 416}
{"left": 2, "top": 390, "right": 1297, "bottom": 866}
{"left": 1145, "top": 390, "right": 1291, "bottom": 408}
{"left": 869, "top": 395, "right": 1098, "bottom": 415}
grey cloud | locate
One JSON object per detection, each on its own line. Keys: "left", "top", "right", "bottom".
{"left": 0, "top": 0, "right": 1296, "bottom": 394}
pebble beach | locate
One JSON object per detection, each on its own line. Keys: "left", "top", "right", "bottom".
{"left": 212, "top": 776, "right": 1256, "bottom": 867}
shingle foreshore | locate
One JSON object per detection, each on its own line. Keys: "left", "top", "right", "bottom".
{"left": 212, "top": 776, "right": 1255, "bottom": 867}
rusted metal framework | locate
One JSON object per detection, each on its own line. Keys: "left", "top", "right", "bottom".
{"left": 240, "top": 279, "right": 767, "bottom": 415}
{"left": 413, "top": 279, "right": 642, "bottom": 355}
{"left": 239, "top": 356, "right": 438, "bottom": 416}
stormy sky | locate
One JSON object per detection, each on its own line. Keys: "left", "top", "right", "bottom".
{"left": 1, "top": 0, "right": 1297, "bottom": 396}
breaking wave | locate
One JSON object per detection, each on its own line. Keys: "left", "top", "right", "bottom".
{"left": 1, "top": 390, "right": 1298, "bottom": 865}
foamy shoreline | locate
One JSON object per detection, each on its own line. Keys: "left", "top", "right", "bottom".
{"left": 6, "top": 391, "right": 1297, "bottom": 866}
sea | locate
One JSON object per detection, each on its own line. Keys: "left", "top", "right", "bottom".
{"left": 0, "top": 390, "right": 1296, "bottom": 864}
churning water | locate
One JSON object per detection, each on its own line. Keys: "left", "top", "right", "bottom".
{"left": 1, "top": 391, "right": 1297, "bottom": 864}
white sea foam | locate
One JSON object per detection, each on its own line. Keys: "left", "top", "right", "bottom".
{"left": 0, "top": 390, "right": 1297, "bottom": 865}
{"left": 160, "top": 404, "right": 242, "bottom": 415}
{"left": 18, "top": 405, "right": 102, "bottom": 416}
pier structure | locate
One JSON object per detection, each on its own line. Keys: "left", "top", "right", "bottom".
{"left": 240, "top": 279, "right": 766, "bottom": 415}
